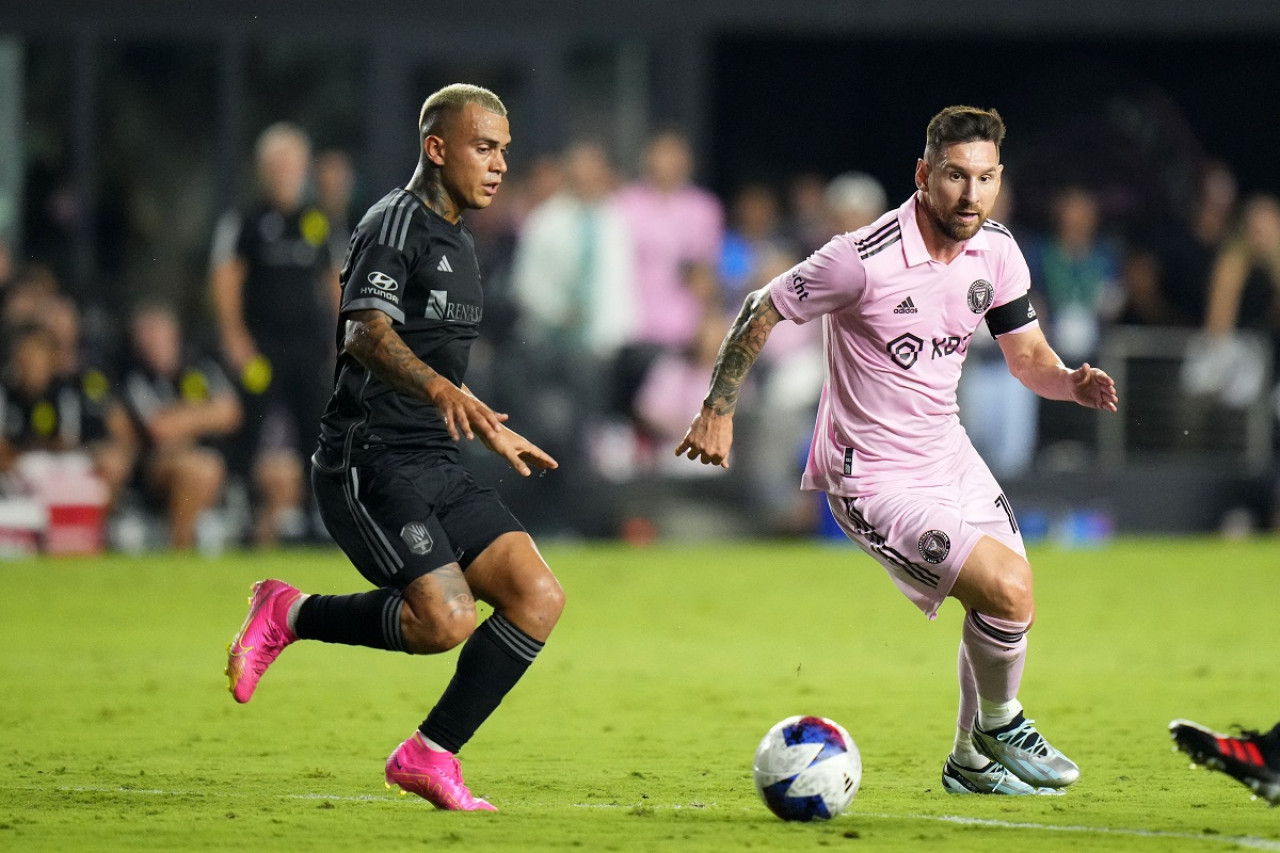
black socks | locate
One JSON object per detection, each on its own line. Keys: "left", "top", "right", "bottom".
{"left": 294, "top": 589, "right": 407, "bottom": 652}
{"left": 419, "top": 613, "right": 543, "bottom": 753}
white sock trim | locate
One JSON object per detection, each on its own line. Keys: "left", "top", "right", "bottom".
{"left": 415, "top": 732, "right": 450, "bottom": 754}
{"left": 951, "top": 728, "right": 986, "bottom": 768}
{"left": 977, "top": 698, "right": 1023, "bottom": 732}
{"left": 286, "top": 594, "right": 310, "bottom": 633}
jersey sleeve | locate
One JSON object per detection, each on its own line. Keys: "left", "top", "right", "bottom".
{"left": 209, "top": 210, "right": 243, "bottom": 267}
{"left": 985, "top": 236, "right": 1040, "bottom": 337}
{"left": 768, "top": 235, "right": 865, "bottom": 324}
{"left": 340, "top": 228, "right": 415, "bottom": 325}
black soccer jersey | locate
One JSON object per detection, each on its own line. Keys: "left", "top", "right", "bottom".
{"left": 120, "top": 357, "right": 236, "bottom": 449}
{"left": 210, "top": 202, "right": 333, "bottom": 345}
{"left": 0, "top": 378, "right": 85, "bottom": 449}
{"left": 316, "top": 189, "right": 486, "bottom": 466}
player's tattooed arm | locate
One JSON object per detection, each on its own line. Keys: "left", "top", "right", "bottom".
{"left": 344, "top": 308, "right": 507, "bottom": 440}
{"left": 703, "top": 287, "right": 783, "bottom": 416}
{"left": 344, "top": 309, "right": 445, "bottom": 401}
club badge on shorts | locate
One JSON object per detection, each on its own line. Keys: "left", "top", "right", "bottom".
{"left": 918, "top": 530, "right": 951, "bottom": 564}
{"left": 400, "top": 521, "right": 434, "bottom": 555}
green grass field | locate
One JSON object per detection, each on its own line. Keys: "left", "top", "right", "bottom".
{"left": 2, "top": 537, "right": 1279, "bottom": 851}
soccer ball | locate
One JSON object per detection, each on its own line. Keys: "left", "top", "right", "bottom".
{"left": 753, "top": 715, "right": 862, "bottom": 821}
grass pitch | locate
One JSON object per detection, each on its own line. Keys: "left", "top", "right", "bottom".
{"left": 1, "top": 536, "right": 1278, "bottom": 851}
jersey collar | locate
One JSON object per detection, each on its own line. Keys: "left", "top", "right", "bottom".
{"left": 900, "top": 194, "right": 993, "bottom": 267}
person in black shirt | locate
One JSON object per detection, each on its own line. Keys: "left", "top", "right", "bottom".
{"left": 210, "top": 122, "right": 338, "bottom": 546}
{"left": 121, "top": 304, "right": 242, "bottom": 550}
{"left": 226, "top": 84, "right": 562, "bottom": 811}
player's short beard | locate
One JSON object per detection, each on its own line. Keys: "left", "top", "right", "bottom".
{"left": 922, "top": 192, "right": 986, "bottom": 242}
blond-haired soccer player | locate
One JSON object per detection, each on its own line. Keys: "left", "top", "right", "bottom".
{"left": 677, "top": 106, "right": 1117, "bottom": 795}
{"left": 226, "top": 84, "right": 564, "bottom": 811}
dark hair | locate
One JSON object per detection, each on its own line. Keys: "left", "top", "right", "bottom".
{"left": 924, "top": 106, "right": 1006, "bottom": 162}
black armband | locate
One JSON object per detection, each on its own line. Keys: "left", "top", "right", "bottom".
{"left": 985, "top": 294, "right": 1038, "bottom": 337}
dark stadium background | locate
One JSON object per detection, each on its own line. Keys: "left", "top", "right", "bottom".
{"left": 712, "top": 34, "right": 1280, "bottom": 230}
{"left": 3, "top": 2, "right": 1279, "bottom": 536}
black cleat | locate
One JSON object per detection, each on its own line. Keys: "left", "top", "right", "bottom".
{"left": 1170, "top": 718, "right": 1280, "bottom": 805}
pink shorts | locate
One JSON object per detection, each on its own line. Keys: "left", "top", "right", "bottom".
{"left": 825, "top": 457, "right": 1025, "bottom": 620}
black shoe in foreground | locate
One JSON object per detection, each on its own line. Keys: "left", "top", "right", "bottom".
{"left": 1170, "top": 718, "right": 1280, "bottom": 805}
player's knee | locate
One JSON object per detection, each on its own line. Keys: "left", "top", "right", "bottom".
{"left": 986, "top": 559, "right": 1033, "bottom": 622}
{"left": 507, "top": 570, "right": 565, "bottom": 637}
{"left": 406, "top": 607, "right": 476, "bottom": 654}
{"left": 531, "top": 572, "right": 566, "bottom": 623}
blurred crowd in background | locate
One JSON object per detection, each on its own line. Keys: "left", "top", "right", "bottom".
{"left": 4, "top": 112, "right": 1280, "bottom": 553}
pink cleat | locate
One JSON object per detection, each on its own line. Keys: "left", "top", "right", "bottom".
{"left": 225, "top": 579, "right": 300, "bottom": 704}
{"left": 385, "top": 734, "right": 497, "bottom": 811}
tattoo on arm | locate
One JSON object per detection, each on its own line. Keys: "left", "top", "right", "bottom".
{"left": 703, "top": 289, "right": 782, "bottom": 416}
{"left": 344, "top": 310, "right": 443, "bottom": 401}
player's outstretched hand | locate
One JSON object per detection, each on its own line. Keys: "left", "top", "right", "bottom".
{"left": 427, "top": 379, "right": 510, "bottom": 442}
{"left": 1070, "top": 362, "right": 1119, "bottom": 412}
{"left": 480, "top": 426, "right": 558, "bottom": 477}
{"left": 674, "top": 406, "right": 734, "bottom": 468}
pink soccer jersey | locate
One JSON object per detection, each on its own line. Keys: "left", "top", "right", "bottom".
{"left": 768, "top": 194, "right": 1039, "bottom": 497}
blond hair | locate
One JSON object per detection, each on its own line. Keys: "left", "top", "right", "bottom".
{"left": 255, "top": 121, "right": 310, "bottom": 164}
{"left": 418, "top": 83, "right": 507, "bottom": 142}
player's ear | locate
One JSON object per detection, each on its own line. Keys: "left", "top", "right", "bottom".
{"left": 914, "top": 158, "right": 928, "bottom": 192}
{"left": 424, "top": 134, "right": 447, "bottom": 167}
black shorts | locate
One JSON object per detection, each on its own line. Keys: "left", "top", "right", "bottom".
{"left": 311, "top": 452, "right": 524, "bottom": 590}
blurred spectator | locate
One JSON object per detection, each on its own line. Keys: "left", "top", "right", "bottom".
{"left": 1122, "top": 160, "right": 1238, "bottom": 327}
{"left": 784, "top": 172, "right": 834, "bottom": 255}
{"left": 719, "top": 181, "right": 796, "bottom": 304}
{"left": 1027, "top": 186, "right": 1124, "bottom": 364}
{"left": 509, "top": 141, "right": 635, "bottom": 531}
{"left": 209, "top": 122, "right": 337, "bottom": 543}
{"left": 512, "top": 141, "right": 634, "bottom": 361}
{"left": 1, "top": 324, "right": 82, "bottom": 467}
{"left": 314, "top": 148, "right": 359, "bottom": 260}
{"left": 1193, "top": 193, "right": 1280, "bottom": 530}
{"left": 1202, "top": 194, "right": 1280, "bottom": 349}
{"left": 120, "top": 304, "right": 242, "bottom": 550}
{"left": 43, "top": 295, "right": 136, "bottom": 505}
{"left": 2, "top": 263, "right": 60, "bottom": 330}
{"left": 825, "top": 171, "right": 888, "bottom": 235}
{"left": 614, "top": 129, "right": 725, "bottom": 418}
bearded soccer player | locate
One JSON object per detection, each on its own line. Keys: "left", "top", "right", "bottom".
{"left": 677, "top": 106, "right": 1117, "bottom": 795}
{"left": 225, "top": 84, "right": 564, "bottom": 811}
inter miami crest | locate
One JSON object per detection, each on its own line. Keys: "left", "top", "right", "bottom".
{"left": 967, "top": 279, "right": 994, "bottom": 314}
{"left": 400, "top": 521, "right": 434, "bottom": 555}
{"left": 918, "top": 530, "right": 951, "bottom": 564}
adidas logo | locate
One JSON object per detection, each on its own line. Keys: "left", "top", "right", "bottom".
{"left": 893, "top": 296, "right": 918, "bottom": 314}
{"left": 437, "top": 256, "right": 454, "bottom": 273}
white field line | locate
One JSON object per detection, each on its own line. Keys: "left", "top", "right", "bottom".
{"left": 31, "top": 786, "right": 1280, "bottom": 851}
